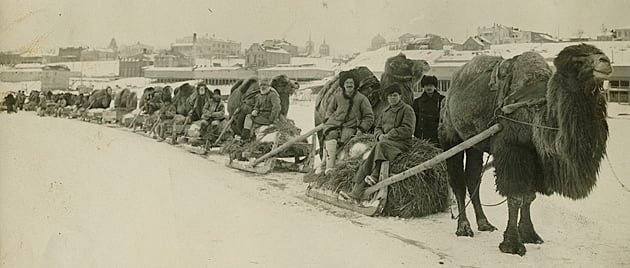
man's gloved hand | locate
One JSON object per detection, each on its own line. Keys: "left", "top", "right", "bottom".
{"left": 251, "top": 110, "right": 258, "bottom": 116}
{"left": 364, "top": 175, "right": 378, "bottom": 186}
{"left": 377, "top": 133, "right": 387, "bottom": 141}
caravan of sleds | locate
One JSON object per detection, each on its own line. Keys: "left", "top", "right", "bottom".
{"left": 24, "top": 44, "right": 614, "bottom": 256}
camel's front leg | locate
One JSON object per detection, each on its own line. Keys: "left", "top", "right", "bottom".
{"left": 519, "top": 193, "right": 544, "bottom": 244}
{"left": 499, "top": 195, "right": 527, "bottom": 256}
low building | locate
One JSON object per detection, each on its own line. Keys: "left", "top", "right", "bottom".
{"left": 119, "top": 42, "right": 154, "bottom": 58}
{"left": 263, "top": 40, "right": 299, "bottom": 57}
{"left": 0, "top": 64, "right": 43, "bottom": 82}
{"left": 530, "top": 32, "right": 558, "bottom": 43}
{"left": 245, "top": 43, "right": 291, "bottom": 68}
{"left": 58, "top": 47, "right": 84, "bottom": 62}
{"left": 154, "top": 52, "right": 194, "bottom": 68}
{"left": 143, "top": 67, "right": 195, "bottom": 83}
{"left": 81, "top": 48, "right": 117, "bottom": 61}
{"left": 462, "top": 36, "right": 491, "bottom": 51}
{"left": 172, "top": 33, "right": 241, "bottom": 59}
{"left": 258, "top": 64, "right": 334, "bottom": 81}
{"left": 143, "top": 65, "right": 255, "bottom": 84}
{"left": 0, "top": 52, "right": 23, "bottom": 65}
{"left": 614, "top": 26, "right": 630, "bottom": 41}
{"left": 119, "top": 53, "right": 153, "bottom": 77}
{"left": 194, "top": 66, "right": 256, "bottom": 85}
{"left": 41, "top": 65, "right": 71, "bottom": 91}
{"left": 607, "top": 64, "right": 630, "bottom": 102}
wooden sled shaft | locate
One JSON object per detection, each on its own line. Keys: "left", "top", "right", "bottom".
{"left": 362, "top": 123, "right": 502, "bottom": 198}
{"left": 251, "top": 124, "right": 326, "bottom": 167}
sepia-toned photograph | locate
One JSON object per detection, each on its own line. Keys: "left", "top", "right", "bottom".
{"left": 1, "top": 0, "right": 629, "bottom": 267}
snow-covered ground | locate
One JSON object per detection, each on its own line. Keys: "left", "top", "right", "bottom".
{"left": 0, "top": 102, "right": 629, "bottom": 267}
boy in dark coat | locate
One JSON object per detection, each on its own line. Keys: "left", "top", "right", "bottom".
{"left": 412, "top": 75, "right": 444, "bottom": 145}
{"left": 341, "top": 83, "right": 416, "bottom": 202}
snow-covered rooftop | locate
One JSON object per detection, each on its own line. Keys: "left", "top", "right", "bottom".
{"left": 265, "top": 47, "right": 289, "bottom": 54}
{"left": 54, "top": 61, "right": 119, "bottom": 77}
{"left": 195, "top": 66, "right": 243, "bottom": 71}
{"left": 144, "top": 66, "right": 194, "bottom": 72}
{"left": 172, "top": 43, "right": 194, "bottom": 47}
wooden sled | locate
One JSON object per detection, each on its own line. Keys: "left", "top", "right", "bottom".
{"left": 225, "top": 132, "right": 280, "bottom": 174}
{"left": 226, "top": 124, "right": 325, "bottom": 174}
{"left": 306, "top": 161, "right": 390, "bottom": 216}
{"left": 305, "top": 123, "right": 503, "bottom": 216}
{"left": 181, "top": 137, "right": 208, "bottom": 155}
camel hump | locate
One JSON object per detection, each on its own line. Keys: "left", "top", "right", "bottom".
{"left": 493, "top": 52, "right": 552, "bottom": 108}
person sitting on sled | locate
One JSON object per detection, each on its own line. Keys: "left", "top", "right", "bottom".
{"left": 153, "top": 97, "right": 175, "bottom": 142}
{"left": 199, "top": 89, "right": 226, "bottom": 141}
{"left": 340, "top": 83, "right": 416, "bottom": 202}
{"left": 241, "top": 78, "right": 281, "bottom": 141}
{"left": 320, "top": 71, "right": 374, "bottom": 175}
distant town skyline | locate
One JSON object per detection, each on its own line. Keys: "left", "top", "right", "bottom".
{"left": 1, "top": 0, "right": 629, "bottom": 55}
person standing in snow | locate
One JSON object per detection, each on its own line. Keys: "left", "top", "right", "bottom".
{"left": 412, "top": 75, "right": 444, "bottom": 145}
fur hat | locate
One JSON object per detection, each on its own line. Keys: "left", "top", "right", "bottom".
{"left": 383, "top": 83, "right": 403, "bottom": 96}
{"left": 339, "top": 71, "right": 359, "bottom": 89}
{"left": 213, "top": 89, "right": 221, "bottom": 95}
{"left": 258, "top": 78, "right": 271, "bottom": 86}
{"left": 420, "top": 75, "right": 438, "bottom": 87}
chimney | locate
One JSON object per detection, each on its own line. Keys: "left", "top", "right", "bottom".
{"left": 193, "top": 33, "right": 197, "bottom": 44}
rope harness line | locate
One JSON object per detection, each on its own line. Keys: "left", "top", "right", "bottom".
{"left": 496, "top": 115, "right": 560, "bottom": 131}
{"left": 606, "top": 156, "right": 630, "bottom": 193}
{"left": 451, "top": 154, "right": 507, "bottom": 220}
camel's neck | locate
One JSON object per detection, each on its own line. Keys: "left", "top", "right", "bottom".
{"left": 533, "top": 73, "right": 608, "bottom": 199}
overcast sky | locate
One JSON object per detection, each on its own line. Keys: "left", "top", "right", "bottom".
{"left": 1, "top": 0, "right": 628, "bottom": 55}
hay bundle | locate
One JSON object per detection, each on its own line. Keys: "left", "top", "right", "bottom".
{"left": 305, "top": 137, "right": 449, "bottom": 218}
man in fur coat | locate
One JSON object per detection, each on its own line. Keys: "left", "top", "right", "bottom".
{"left": 241, "top": 79, "right": 281, "bottom": 141}
{"left": 320, "top": 72, "right": 375, "bottom": 175}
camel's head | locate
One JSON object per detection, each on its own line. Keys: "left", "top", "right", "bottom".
{"left": 271, "top": 74, "right": 300, "bottom": 95}
{"left": 384, "top": 53, "right": 430, "bottom": 91}
{"left": 554, "top": 44, "right": 613, "bottom": 82}
{"left": 174, "top": 83, "right": 194, "bottom": 100}
{"left": 410, "top": 59, "right": 431, "bottom": 91}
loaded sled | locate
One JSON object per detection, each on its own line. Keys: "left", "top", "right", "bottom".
{"left": 306, "top": 124, "right": 502, "bottom": 216}
{"left": 225, "top": 124, "right": 324, "bottom": 174}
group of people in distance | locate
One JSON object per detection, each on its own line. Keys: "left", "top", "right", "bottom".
{"left": 2, "top": 90, "right": 27, "bottom": 113}
{"left": 317, "top": 74, "right": 444, "bottom": 203}
{"left": 152, "top": 78, "right": 283, "bottom": 146}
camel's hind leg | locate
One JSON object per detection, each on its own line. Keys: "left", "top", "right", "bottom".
{"left": 464, "top": 148, "right": 497, "bottom": 232}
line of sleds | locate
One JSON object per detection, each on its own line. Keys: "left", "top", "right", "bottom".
{"left": 30, "top": 65, "right": 487, "bottom": 220}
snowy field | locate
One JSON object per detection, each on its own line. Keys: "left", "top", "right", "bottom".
{"left": 0, "top": 101, "right": 629, "bottom": 267}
